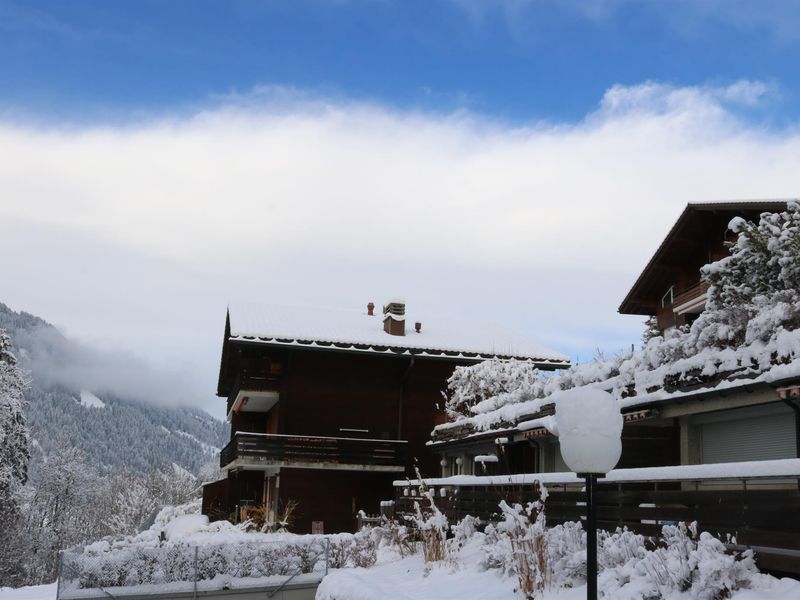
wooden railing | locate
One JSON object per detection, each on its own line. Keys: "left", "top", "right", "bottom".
{"left": 221, "top": 432, "right": 408, "bottom": 471}
{"left": 673, "top": 281, "right": 710, "bottom": 310}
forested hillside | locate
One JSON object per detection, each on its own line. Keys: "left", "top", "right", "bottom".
{"left": 0, "top": 302, "right": 227, "bottom": 475}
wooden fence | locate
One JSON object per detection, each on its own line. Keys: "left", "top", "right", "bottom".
{"left": 394, "top": 476, "right": 800, "bottom": 575}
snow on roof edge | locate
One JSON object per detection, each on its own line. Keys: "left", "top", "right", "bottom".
{"left": 226, "top": 301, "right": 570, "bottom": 364}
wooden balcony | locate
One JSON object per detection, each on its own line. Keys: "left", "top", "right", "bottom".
{"left": 226, "top": 374, "right": 281, "bottom": 421}
{"left": 673, "top": 281, "right": 710, "bottom": 314}
{"left": 221, "top": 432, "right": 408, "bottom": 472}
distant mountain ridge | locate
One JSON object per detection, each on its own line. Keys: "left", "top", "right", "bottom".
{"left": 0, "top": 302, "right": 228, "bottom": 475}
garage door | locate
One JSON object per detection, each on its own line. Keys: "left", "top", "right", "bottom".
{"left": 699, "top": 404, "right": 797, "bottom": 464}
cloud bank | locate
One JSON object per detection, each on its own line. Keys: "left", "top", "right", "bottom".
{"left": 14, "top": 324, "right": 202, "bottom": 408}
{"left": 1, "top": 79, "right": 799, "bottom": 416}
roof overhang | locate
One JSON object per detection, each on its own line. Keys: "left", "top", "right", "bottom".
{"left": 618, "top": 201, "right": 789, "bottom": 316}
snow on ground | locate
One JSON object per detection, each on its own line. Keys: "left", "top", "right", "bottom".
{"left": 317, "top": 554, "right": 521, "bottom": 600}
{"left": 317, "top": 555, "right": 800, "bottom": 600}
{"left": 0, "top": 583, "right": 56, "bottom": 600}
{"left": 77, "top": 390, "right": 105, "bottom": 409}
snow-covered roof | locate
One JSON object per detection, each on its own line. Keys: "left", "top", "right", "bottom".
{"left": 619, "top": 200, "right": 791, "bottom": 315}
{"left": 226, "top": 302, "right": 570, "bottom": 365}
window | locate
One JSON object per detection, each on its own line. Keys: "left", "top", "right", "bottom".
{"left": 661, "top": 286, "right": 674, "bottom": 308}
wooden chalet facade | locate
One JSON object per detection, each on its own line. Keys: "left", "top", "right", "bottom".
{"left": 201, "top": 300, "right": 569, "bottom": 533}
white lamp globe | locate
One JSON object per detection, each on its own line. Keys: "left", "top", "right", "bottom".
{"left": 554, "top": 388, "right": 623, "bottom": 475}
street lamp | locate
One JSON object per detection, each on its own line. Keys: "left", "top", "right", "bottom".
{"left": 554, "top": 388, "right": 623, "bottom": 600}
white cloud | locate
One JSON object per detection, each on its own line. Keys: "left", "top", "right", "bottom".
{"left": 1, "top": 79, "right": 798, "bottom": 417}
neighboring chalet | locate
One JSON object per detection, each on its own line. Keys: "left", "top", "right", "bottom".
{"left": 410, "top": 201, "right": 800, "bottom": 573}
{"left": 429, "top": 200, "right": 798, "bottom": 475}
{"left": 618, "top": 201, "right": 788, "bottom": 332}
{"left": 202, "top": 300, "right": 569, "bottom": 533}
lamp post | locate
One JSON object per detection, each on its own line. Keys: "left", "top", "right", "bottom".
{"left": 554, "top": 388, "right": 623, "bottom": 600}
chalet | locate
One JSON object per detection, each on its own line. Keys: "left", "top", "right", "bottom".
{"left": 201, "top": 300, "right": 569, "bottom": 533}
{"left": 618, "top": 200, "right": 788, "bottom": 332}
{"left": 405, "top": 201, "right": 800, "bottom": 574}
{"left": 429, "top": 200, "right": 798, "bottom": 476}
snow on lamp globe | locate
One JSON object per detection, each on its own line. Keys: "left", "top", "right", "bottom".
{"left": 554, "top": 387, "right": 623, "bottom": 600}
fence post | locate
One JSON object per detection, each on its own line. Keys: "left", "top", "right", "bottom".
{"left": 56, "top": 551, "right": 63, "bottom": 600}
{"left": 193, "top": 546, "right": 198, "bottom": 600}
{"left": 325, "top": 538, "right": 330, "bottom": 576}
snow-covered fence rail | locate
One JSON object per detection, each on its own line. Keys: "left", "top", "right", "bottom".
{"left": 393, "top": 460, "right": 800, "bottom": 575}
{"left": 56, "top": 538, "right": 330, "bottom": 599}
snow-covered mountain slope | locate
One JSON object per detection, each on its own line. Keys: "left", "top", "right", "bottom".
{"left": 0, "top": 302, "right": 228, "bottom": 475}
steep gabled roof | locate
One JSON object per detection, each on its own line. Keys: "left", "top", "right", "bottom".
{"left": 226, "top": 301, "right": 570, "bottom": 364}
{"left": 618, "top": 200, "right": 790, "bottom": 315}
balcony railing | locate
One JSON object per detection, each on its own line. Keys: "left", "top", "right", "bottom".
{"left": 221, "top": 432, "right": 408, "bottom": 472}
{"left": 673, "top": 281, "right": 710, "bottom": 313}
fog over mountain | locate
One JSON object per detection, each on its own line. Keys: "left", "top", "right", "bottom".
{"left": 0, "top": 302, "right": 228, "bottom": 475}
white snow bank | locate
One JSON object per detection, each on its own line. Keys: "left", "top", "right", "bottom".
{"left": 317, "top": 529, "right": 800, "bottom": 600}
{"left": 163, "top": 514, "right": 209, "bottom": 541}
{"left": 0, "top": 583, "right": 57, "bottom": 600}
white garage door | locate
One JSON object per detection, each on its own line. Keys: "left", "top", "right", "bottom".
{"left": 698, "top": 404, "right": 797, "bottom": 464}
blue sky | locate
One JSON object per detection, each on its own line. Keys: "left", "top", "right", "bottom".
{"left": 3, "top": 1, "right": 800, "bottom": 414}
{"left": 3, "top": 0, "right": 800, "bottom": 123}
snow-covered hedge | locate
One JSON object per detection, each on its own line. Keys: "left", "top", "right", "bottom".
{"left": 58, "top": 503, "right": 380, "bottom": 592}
{"left": 61, "top": 538, "right": 326, "bottom": 589}
{"left": 438, "top": 202, "right": 800, "bottom": 435}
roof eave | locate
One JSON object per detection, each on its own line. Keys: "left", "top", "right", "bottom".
{"left": 226, "top": 335, "right": 571, "bottom": 367}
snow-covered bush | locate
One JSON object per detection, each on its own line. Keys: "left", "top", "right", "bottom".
{"left": 348, "top": 527, "right": 378, "bottom": 568}
{"left": 444, "top": 358, "right": 543, "bottom": 419}
{"left": 546, "top": 521, "right": 587, "bottom": 586}
{"left": 632, "top": 523, "right": 759, "bottom": 600}
{"left": 57, "top": 503, "right": 336, "bottom": 591}
{"left": 326, "top": 533, "right": 355, "bottom": 569}
{"left": 405, "top": 476, "right": 449, "bottom": 564}
{"left": 450, "top": 514, "right": 481, "bottom": 552}
{"left": 63, "top": 538, "right": 327, "bottom": 589}
{"left": 373, "top": 516, "right": 417, "bottom": 558}
{"left": 481, "top": 483, "right": 548, "bottom": 599}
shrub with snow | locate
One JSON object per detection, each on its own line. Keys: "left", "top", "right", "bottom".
{"left": 58, "top": 502, "right": 332, "bottom": 591}
{"left": 404, "top": 476, "right": 449, "bottom": 564}
{"left": 480, "top": 482, "right": 548, "bottom": 599}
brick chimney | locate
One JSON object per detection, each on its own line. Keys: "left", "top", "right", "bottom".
{"left": 367, "top": 302, "right": 375, "bottom": 316}
{"left": 383, "top": 299, "right": 406, "bottom": 336}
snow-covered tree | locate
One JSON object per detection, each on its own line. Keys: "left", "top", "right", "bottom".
{"left": 444, "top": 359, "right": 542, "bottom": 419}
{"left": 641, "top": 316, "right": 660, "bottom": 345}
{"left": 0, "top": 330, "right": 29, "bottom": 585}
{"left": 0, "top": 330, "right": 28, "bottom": 504}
